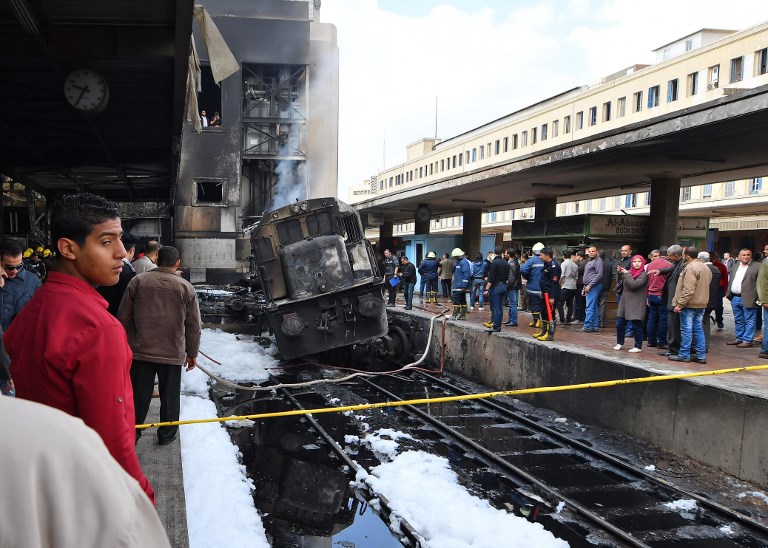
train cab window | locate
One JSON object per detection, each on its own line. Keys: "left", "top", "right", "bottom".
{"left": 306, "top": 211, "right": 332, "bottom": 236}
{"left": 195, "top": 180, "right": 224, "bottom": 203}
{"left": 276, "top": 219, "right": 304, "bottom": 245}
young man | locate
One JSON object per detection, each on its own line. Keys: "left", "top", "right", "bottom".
{"left": 119, "top": 246, "right": 201, "bottom": 446}
{"left": 5, "top": 193, "right": 155, "bottom": 503}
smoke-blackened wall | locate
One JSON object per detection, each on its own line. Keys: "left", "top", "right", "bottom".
{"left": 174, "top": 0, "right": 339, "bottom": 283}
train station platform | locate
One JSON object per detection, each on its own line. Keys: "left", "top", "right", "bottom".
{"left": 136, "top": 398, "right": 189, "bottom": 548}
{"left": 395, "top": 295, "right": 768, "bottom": 489}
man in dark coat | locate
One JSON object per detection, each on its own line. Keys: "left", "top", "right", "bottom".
{"left": 698, "top": 251, "right": 721, "bottom": 352}
{"left": 398, "top": 256, "right": 418, "bottom": 310}
{"left": 97, "top": 233, "right": 140, "bottom": 317}
{"left": 483, "top": 246, "right": 509, "bottom": 333}
{"left": 503, "top": 248, "right": 521, "bottom": 326}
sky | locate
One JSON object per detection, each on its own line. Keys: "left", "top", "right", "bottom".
{"left": 319, "top": 0, "right": 768, "bottom": 199}
{"left": 177, "top": 328, "right": 570, "bottom": 546}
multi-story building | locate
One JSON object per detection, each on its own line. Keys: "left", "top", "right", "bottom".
{"left": 175, "top": 0, "right": 338, "bottom": 283}
{"left": 349, "top": 22, "right": 768, "bottom": 253}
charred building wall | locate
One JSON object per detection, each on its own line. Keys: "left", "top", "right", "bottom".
{"left": 175, "top": 0, "right": 339, "bottom": 284}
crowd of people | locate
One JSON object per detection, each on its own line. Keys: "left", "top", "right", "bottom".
{"left": 380, "top": 241, "right": 768, "bottom": 364}
{"left": 0, "top": 193, "right": 202, "bottom": 544}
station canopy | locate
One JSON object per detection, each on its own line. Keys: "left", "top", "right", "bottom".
{"left": 0, "top": 0, "right": 194, "bottom": 201}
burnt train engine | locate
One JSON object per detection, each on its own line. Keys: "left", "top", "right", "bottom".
{"left": 251, "top": 198, "right": 388, "bottom": 360}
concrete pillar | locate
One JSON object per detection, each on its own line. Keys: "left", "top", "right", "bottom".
{"left": 463, "top": 208, "right": 482, "bottom": 256}
{"left": 380, "top": 219, "right": 393, "bottom": 240}
{"left": 648, "top": 178, "right": 681, "bottom": 248}
{"left": 495, "top": 232, "right": 505, "bottom": 249}
{"left": 534, "top": 197, "right": 557, "bottom": 221}
{"left": 414, "top": 203, "right": 431, "bottom": 235}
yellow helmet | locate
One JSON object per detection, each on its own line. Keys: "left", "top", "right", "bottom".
{"left": 36, "top": 246, "right": 44, "bottom": 252}
{"left": 23, "top": 249, "right": 32, "bottom": 258}
{"left": 451, "top": 248, "right": 465, "bottom": 258}
{"left": 43, "top": 249, "right": 52, "bottom": 257}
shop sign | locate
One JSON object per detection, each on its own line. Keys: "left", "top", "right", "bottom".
{"left": 677, "top": 217, "right": 708, "bottom": 238}
{"left": 589, "top": 215, "right": 647, "bottom": 237}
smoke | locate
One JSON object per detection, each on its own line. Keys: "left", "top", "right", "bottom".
{"left": 269, "top": 147, "right": 307, "bottom": 211}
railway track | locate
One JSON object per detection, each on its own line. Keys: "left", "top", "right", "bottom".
{"left": 215, "top": 367, "right": 768, "bottom": 546}
{"left": 331, "top": 369, "right": 768, "bottom": 547}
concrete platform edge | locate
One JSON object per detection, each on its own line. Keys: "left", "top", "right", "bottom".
{"left": 402, "top": 310, "right": 768, "bottom": 489}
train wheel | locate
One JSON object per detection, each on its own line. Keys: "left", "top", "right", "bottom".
{"left": 388, "top": 325, "right": 411, "bottom": 364}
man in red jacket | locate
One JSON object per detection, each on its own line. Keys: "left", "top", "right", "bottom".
{"left": 5, "top": 193, "right": 155, "bottom": 504}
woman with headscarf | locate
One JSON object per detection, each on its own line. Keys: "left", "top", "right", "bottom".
{"left": 614, "top": 254, "right": 648, "bottom": 353}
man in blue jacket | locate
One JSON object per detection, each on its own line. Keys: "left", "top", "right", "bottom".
{"left": 535, "top": 248, "right": 562, "bottom": 341}
{"left": 0, "top": 240, "right": 42, "bottom": 331}
{"left": 520, "top": 242, "right": 545, "bottom": 334}
{"left": 450, "top": 248, "right": 472, "bottom": 320}
{"left": 418, "top": 251, "right": 440, "bottom": 304}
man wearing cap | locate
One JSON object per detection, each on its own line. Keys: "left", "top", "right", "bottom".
{"left": 450, "top": 248, "right": 472, "bottom": 320}
{"left": 418, "top": 251, "right": 440, "bottom": 304}
{"left": 535, "top": 247, "right": 561, "bottom": 341}
{"left": 0, "top": 240, "right": 42, "bottom": 331}
{"left": 520, "top": 243, "right": 545, "bottom": 333}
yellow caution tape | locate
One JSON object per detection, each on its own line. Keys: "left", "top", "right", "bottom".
{"left": 136, "top": 363, "right": 768, "bottom": 429}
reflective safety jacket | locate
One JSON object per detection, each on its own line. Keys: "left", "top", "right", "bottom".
{"left": 520, "top": 255, "right": 544, "bottom": 292}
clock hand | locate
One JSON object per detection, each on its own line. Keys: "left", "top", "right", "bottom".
{"left": 74, "top": 85, "right": 90, "bottom": 106}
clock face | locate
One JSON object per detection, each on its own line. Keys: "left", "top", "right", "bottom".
{"left": 416, "top": 206, "right": 431, "bottom": 223}
{"left": 63, "top": 69, "right": 109, "bottom": 113}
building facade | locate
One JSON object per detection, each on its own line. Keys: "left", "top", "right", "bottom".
{"left": 349, "top": 23, "right": 768, "bottom": 254}
{"left": 175, "top": 0, "right": 339, "bottom": 283}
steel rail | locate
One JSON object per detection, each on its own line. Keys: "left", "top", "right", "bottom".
{"left": 416, "top": 370, "right": 768, "bottom": 537}
{"left": 269, "top": 375, "right": 422, "bottom": 547}
{"left": 358, "top": 376, "right": 650, "bottom": 548}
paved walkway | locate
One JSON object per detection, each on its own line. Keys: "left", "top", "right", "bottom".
{"left": 405, "top": 294, "right": 768, "bottom": 400}
{"left": 136, "top": 398, "right": 189, "bottom": 548}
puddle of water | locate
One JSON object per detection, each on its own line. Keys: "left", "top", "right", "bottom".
{"left": 222, "top": 397, "right": 403, "bottom": 547}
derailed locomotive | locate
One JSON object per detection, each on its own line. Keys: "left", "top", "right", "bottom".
{"left": 251, "top": 198, "right": 388, "bottom": 360}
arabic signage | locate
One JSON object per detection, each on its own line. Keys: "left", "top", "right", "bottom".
{"left": 676, "top": 217, "right": 709, "bottom": 238}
